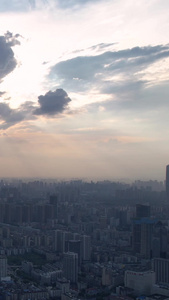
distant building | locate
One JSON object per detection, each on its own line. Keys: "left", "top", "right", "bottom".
{"left": 56, "top": 278, "right": 70, "bottom": 294}
{"left": 152, "top": 258, "right": 169, "bottom": 284}
{"left": 136, "top": 204, "right": 150, "bottom": 218}
{"left": 125, "top": 270, "right": 155, "bottom": 295}
{"left": 132, "top": 218, "right": 156, "bottom": 258}
{"left": 49, "top": 194, "right": 58, "bottom": 219}
{"left": 102, "top": 267, "right": 112, "bottom": 286}
{"left": 65, "top": 240, "right": 82, "bottom": 266}
{"left": 63, "top": 252, "right": 78, "bottom": 283}
{"left": 81, "top": 235, "right": 91, "bottom": 261}
{"left": 0, "top": 256, "right": 7, "bottom": 280}
{"left": 140, "top": 220, "right": 154, "bottom": 258}
{"left": 54, "top": 230, "right": 65, "bottom": 253}
{"left": 166, "top": 165, "right": 169, "bottom": 200}
{"left": 147, "top": 293, "right": 169, "bottom": 300}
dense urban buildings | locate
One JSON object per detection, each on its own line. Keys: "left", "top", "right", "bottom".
{"left": 0, "top": 176, "right": 168, "bottom": 299}
{"left": 166, "top": 164, "right": 169, "bottom": 201}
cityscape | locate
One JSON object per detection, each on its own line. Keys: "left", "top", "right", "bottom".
{"left": 0, "top": 168, "right": 168, "bottom": 299}
{"left": 1, "top": 0, "right": 169, "bottom": 299}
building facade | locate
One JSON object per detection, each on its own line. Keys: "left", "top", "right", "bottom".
{"left": 63, "top": 252, "right": 78, "bottom": 283}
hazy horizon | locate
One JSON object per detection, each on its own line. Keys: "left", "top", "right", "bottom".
{"left": 0, "top": 175, "right": 166, "bottom": 184}
{"left": 0, "top": 0, "right": 169, "bottom": 180}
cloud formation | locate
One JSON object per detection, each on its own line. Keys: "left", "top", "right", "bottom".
{"left": 0, "top": 32, "right": 20, "bottom": 81}
{"left": 0, "top": 89, "right": 71, "bottom": 129}
{"left": 0, "top": 0, "right": 102, "bottom": 13}
{"left": 0, "top": 25, "right": 71, "bottom": 125}
{"left": 0, "top": 0, "right": 35, "bottom": 12}
{"left": 56, "top": 0, "right": 103, "bottom": 9}
{"left": 34, "top": 89, "right": 71, "bottom": 116}
{"left": 0, "top": 92, "right": 5, "bottom": 97}
{"left": 0, "top": 103, "right": 25, "bottom": 130}
{"left": 49, "top": 44, "right": 169, "bottom": 92}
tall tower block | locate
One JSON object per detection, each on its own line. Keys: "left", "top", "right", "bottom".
{"left": 166, "top": 165, "right": 169, "bottom": 200}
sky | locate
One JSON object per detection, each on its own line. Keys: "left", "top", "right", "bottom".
{"left": 0, "top": 0, "right": 169, "bottom": 180}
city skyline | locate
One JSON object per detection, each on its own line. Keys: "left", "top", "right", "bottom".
{"left": 0, "top": 0, "right": 169, "bottom": 179}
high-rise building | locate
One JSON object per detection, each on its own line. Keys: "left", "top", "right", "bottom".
{"left": 140, "top": 220, "right": 154, "bottom": 258}
{"left": 166, "top": 165, "right": 169, "bottom": 200}
{"left": 63, "top": 252, "right": 78, "bottom": 283}
{"left": 81, "top": 235, "right": 91, "bottom": 261}
{"left": 49, "top": 195, "right": 58, "bottom": 205}
{"left": 66, "top": 240, "right": 82, "bottom": 266}
{"left": 132, "top": 203, "right": 154, "bottom": 258}
{"left": 102, "top": 267, "right": 112, "bottom": 286}
{"left": 136, "top": 204, "right": 150, "bottom": 218}
{"left": 49, "top": 195, "right": 58, "bottom": 219}
{"left": 54, "top": 230, "right": 65, "bottom": 253}
{"left": 132, "top": 220, "right": 141, "bottom": 253}
{"left": 132, "top": 218, "right": 156, "bottom": 258}
{"left": 152, "top": 221, "right": 167, "bottom": 258}
{"left": 152, "top": 258, "right": 169, "bottom": 284}
{"left": 0, "top": 256, "right": 7, "bottom": 280}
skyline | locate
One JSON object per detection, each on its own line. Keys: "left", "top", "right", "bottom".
{"left": 0, "top": 0, "right": 169, "bottom": 180}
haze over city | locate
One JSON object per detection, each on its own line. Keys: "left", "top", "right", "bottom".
{"left": 0, "top": 0, "right": 169, "bottom": 180}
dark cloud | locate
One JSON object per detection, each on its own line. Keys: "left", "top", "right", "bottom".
{"left": 49, "top": 44, "right": 169, "bottom": 92}
{"left": 20, "top": 101, "right": 36, "bottom": 112}
{"left": 0, "top": 89, "right": 71, "bottom": 130}
{"left": 0, "top": 32, "right": 20, "bottom": 81}
{"left": 0, "top": 103, "right": 25, "bottom": 130}
{"left": 34, "top": 89, "right": 71, "bottom": 116}
{"left": 0, "top": 92, "right": 6, "bottom": 97}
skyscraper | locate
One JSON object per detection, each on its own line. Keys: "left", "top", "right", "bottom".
{"left": 132, "top": 218, "right": 156, "bottom": 258}
{"left": 81, "top": 235, "right": 91, "bottom": 261}
{"left": 152, "top": 258, "right": 169, "bottom": 284}
{"left": 54, "top": 230, "right": 65, "bottom": 253}
{"left": 136, "top": 204, "right": 150, "bottom": 218}
{"left": 66, "top": 240, "right": 82, "bottom": 266}
{"left": 63, "top": 252, "right": 78, "bottom": 283}
{"left": 166, "top": 165, "right": 169, "bottom": 200}
{"left": 0, "top": 256, "right": 7, "bottom": 280}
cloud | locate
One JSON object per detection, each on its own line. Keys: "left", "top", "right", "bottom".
{"left": 0, "top": 92, "right": 6, "bottom": 97}
{"left": 89, "top": 42, "right": 117, "bottom": 52}
{"left": 88, "top": 80, "right": 169, "bottom": 122}
{"left": 49, "top": 44, "right": 169, "bottom": 92}
{"left": 72, "top": 42, "right": 116, "bottom": 56}
{"left": 0, "top": 32, "right": 20, "bottom": 81}
{"left": 0, "top": 0, "right": 102, "bottom": 12}
{"left": 4, "top": 31, "right": 21, "bottom": 46}
{"left": 56, "top": 0, "right": 103, "bottom": 9}
{"left": 0, "top": 103, "right": 25, "bottom": 130}
{"left": 0, "top": 89, "right": 71, "bottom": 130}
{"left": 0, "top": 0, "right": 35, "bottom": 12}
{"left": 34, "top": 89, "right": 71, "bottom": 116}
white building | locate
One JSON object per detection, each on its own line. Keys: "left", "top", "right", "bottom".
{"left": 125, "top": 270, "right": 155, "bottom": 295}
